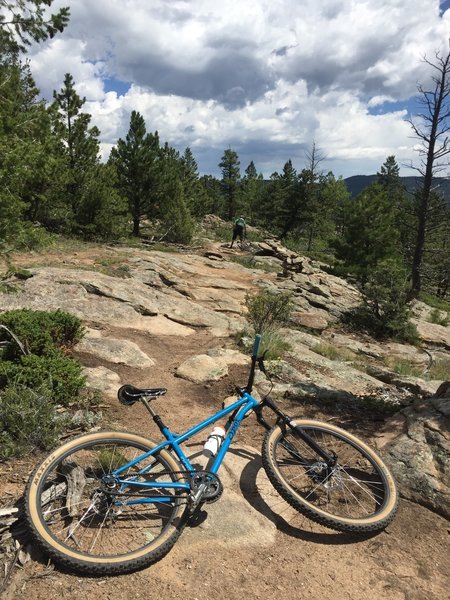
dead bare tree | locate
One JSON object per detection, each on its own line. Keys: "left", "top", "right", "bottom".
{"left": 406, "top": 49, "right": 450, "bottom": 298}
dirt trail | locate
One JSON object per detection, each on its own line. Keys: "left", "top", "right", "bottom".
{"left": 2, "top": 328, "right": 449, "bottom": 600}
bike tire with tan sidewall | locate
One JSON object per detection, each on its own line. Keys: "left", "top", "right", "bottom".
{"left": 262, "top": 419, "right": 398, "bottom": 533}
{"left": 25, "top": 431, "right": 189, "bottom": 575}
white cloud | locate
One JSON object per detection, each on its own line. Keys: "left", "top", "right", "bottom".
{"left": 26, "top": 0, "right": 450, "bottom": 177}
{"left": 367, "top": 96, "right": 395, "bottom": 108}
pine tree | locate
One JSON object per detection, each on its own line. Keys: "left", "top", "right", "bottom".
{"left": 160, "top": 176, "right": 194, "bottom": 244}
{"left": 240, "top": 161, "right": 264, "bottom": 222}
{"left": 219, "top": 149, "right": 240, "bottom": 220}
{"left": 74, "top": 163, "right": 129, "bottom": 240}
{"left": 198, "top": 175, "right": 223, "bottom": 215}
{"left": 420, "top": 190, "right": 450, "bottom": 298}
{"left": 51, "top": 73, "right": 101, "bottom": 223}
{"left": 274, "top": 160, "right": 301, "bottom": 239}
{"left": 309, "top": 172, "right": 348, "bottom": 252}
{"left": 377, "top": 155, "right": 416, "bottom": 265}
{"left": 0, "top": 56, "right": 61, "bottom": 246}
{"left": 109, "top": 111, "right": 161, "bottom": 236}
{"left": 0, "top": 0, "right": 70, "bottom": 53}
{"left": 180, "top": 147, "right": 209, "bottom": 217}
{"left": 332, "top": 183, "right": 402, "bottom": 285}
{"left": 300, "top": 143, "right": 328, "bottom": 251}
{"left": 377, "top": 155, "right": 400, "bottom": 187}
{"left": 0, "top": 2, "right": 72, "bottom": 249}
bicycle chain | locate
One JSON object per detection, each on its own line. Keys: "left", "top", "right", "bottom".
{"left": 102, "top": 470, "right": 222, "bottom": 504}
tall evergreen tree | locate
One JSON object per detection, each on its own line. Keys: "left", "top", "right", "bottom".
{"left": 74, "top": 163, "right": 128, "bottom": 240}
{"left": 0, "top": 0, "right": 69, "bottom": 52}
{"left": 199, "top": 175, "right": 223, "bottom": 215}
{"left": 109, "top": 111, "right": 161, "bottom": 236}
{"left": 240, "top": 161, "right": 264, "bottom": 222}
{"left": 180, "top": 147, "right": 209, "bottom": 217}
{"left": 0, "top": 2, "right": 71, "bottom": 248}
{"left": 51, "top": 73, "right": 101, "bottom": 223}
{"left": 376, "top": 155, "right": 416, "bottom": 265}
{"left": 52, "top": 73, "right": 86, "bottom": 171}
{"left": 377, "top": 155, "right": 401, "bottom": 187}
{"left": 274, "top": 159, "right": 301, "bottom": 239}
{"left": 159, "top": 172, "right": 194, "bottom": 244}
{"left": 0, "top": 55, "right": 61, "bottom": 245}
{"left": 309, "top": 172, "right": 348, "bottom": 252}
{"left": 332, "top": 183, "right": 402, "bottom": 285}
{"left": 219, "top": 148, "right": 240, "bottom": 220}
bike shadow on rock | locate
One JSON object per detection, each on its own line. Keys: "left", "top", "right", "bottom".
{"left": 231, "top": 447, "right": 380, "bottom": 545}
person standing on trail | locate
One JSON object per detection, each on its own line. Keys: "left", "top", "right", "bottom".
{"left": 230, "top": 215, "right": 246, "bottom": 248}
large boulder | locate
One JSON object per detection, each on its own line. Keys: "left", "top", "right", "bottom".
{"left": 378, "top": 385, "right": 450, "bottom": 518}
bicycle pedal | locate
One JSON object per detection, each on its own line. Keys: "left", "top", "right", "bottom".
{"left": 187, "top": 508, "right": 208, "bottom": 527}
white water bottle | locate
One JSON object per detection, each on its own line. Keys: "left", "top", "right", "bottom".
{"left": 203, "top": 426, "right": 225, "bottom": 458}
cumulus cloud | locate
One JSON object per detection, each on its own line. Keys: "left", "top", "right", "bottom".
{"left": 27, "top": 0, "right": 450, "bottom": 177}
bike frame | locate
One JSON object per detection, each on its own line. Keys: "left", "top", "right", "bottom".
{"left": 108, "top": 333, "right": 335, "bottom": 506}
{"left": 111, "top": 391, "right": 260, "bottom": 503}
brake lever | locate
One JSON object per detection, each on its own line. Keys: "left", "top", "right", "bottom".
{"left": 257, "top": 349, "right": 269, "bottom": 376}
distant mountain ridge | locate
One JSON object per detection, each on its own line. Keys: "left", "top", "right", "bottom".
{"left": 344, "top": 175, "right": 450, "bottom": 202}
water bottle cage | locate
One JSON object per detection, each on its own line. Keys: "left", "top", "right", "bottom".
{"left": 208, "top": 434, "right": 222, "bottom": 444}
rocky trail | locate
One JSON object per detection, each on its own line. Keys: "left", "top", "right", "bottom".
{"left": 0, "top": 232, "right": 449, "bottom": 599}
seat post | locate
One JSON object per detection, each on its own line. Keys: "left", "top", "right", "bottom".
{"left": 141, "top": 398, "right": 168, "bottom": 433}
{"left": 141, "top": 397, "right": 157, "bottom": 417}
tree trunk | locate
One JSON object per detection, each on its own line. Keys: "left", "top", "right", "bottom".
{"left": 408, "top": 51, "right": 450, "bottom": 299}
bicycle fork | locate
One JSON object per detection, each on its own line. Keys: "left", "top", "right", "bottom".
{"left": 256, "top": 396, "right": 337, "bottom": 466}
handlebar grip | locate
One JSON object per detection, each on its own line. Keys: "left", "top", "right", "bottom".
{"left": 252, "top": 334, "right": 261, "bottom": 358}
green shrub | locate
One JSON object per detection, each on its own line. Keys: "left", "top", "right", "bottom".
{"left": 231, "top": 255, "right": 279, "bottom": 273}
{"left": 340, "top": 258, "right": 419, "bottom": 344}
{"left": 0, "top": 384, "right": 67, "bottom": 459}
{"left": 245, "top": 290, "right": 293, "bottom": 335}
{"left": 312, "top": 342, "right": 356, "bottom": 362}
{"left": 428, "top": 358, "right": 450, "bottom": 381}
{"left": 419, "top": 292, "right": 450, "bottom": 313}
{"left": 240, "top": 290, "right": 293, "bottom": 359}
{"left": 257, "top": 329, "right": 291, "bottom": 360}
{"left": 428, "top": 308, "right": 450, "bottom": 327}
{"left": 360, "top": 258, "right": 417, "bottom": 342}
{"left": 1, "top": 267, "right": 33, "bottom": 281}
{"left": 235, "top": 328, "right": 290, "bottom": 360}
{"left": 341, "top": 305, "right": 420, "bottom": 344}
{"left": 384, "top": 357, "right": 423, "bottom": 378}
{"left": 12, "top": 224, "right": 55, "bottom": 252}
{"left": 94, "top": 258, "right": 131, "bottom": 279}
{"left": 0, "top": 309, "right": 84, "bottom": 359}
{"left": 0, "top": 309, "right": 101, "bottom": 458}
{"left": 0, "top": 353, "right": 86, "bottom": 407}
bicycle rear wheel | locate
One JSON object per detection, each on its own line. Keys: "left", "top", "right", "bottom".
{"left": 262, "top": 420, "right": 398, "bottom": 532}
{"left": 25, "top": 431, "right": 188, "bottom": 575}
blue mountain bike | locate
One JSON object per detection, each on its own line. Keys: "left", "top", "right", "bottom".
{"left": 25, "top": 335, "right": 398, "bottom": 576}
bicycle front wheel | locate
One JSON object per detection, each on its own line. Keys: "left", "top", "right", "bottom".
{"left": 262, "top": 420, "right": 398, "bottom": 532}
{"left": 25, "top": 431, "right": 188, "bottom": 575}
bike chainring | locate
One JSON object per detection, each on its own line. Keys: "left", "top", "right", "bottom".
{"left": 190, "top": 471, "right": 223, "bottom": 503}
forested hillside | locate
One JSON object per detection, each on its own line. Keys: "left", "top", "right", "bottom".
{"left": 345, "top": 175, "right": 450, "bottom": 206}
{"left": 1, "top": 1, "right": 450, "bottom": 321}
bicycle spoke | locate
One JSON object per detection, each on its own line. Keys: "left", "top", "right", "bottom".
{"left": 269, "top": 425, "right": 392, "bottom": 521}
{"left": 33, "top": 438, "right": 184, "bottom": 559}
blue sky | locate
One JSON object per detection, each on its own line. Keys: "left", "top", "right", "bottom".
{"left": 26, "top": 0, "right": 450, "bottom": 179}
